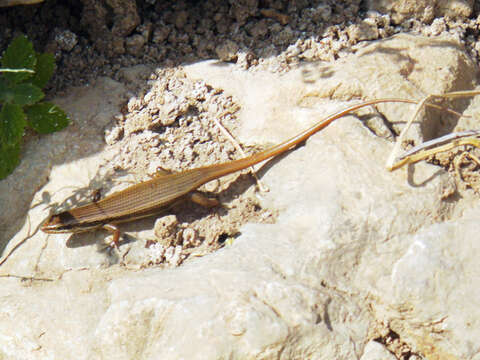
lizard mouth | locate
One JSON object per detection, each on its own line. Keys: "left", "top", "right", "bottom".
{"left": 41, "top": 212, "right": 100, "bottom": 234}
{"left": 41, "top": 213, "right": 75, "bottom": 233}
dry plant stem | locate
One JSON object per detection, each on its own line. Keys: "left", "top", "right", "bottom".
{"left": 437, "top": 90, "right": 480, "bottom": 99}
{"left": 455, "top": 151, "right": 480, "bottom": 181}
{"left": 386, "top": 89, "right": 480, "bottom": 171}
{"left": 0, "top": 273, "right": 54, "bottom": 282}
{"left": 0, "top": 68, "right": 35, "bottom": 73}
{"left": 0, "top": 214, "right": 46, "bottom": 266}
{"left": 386, "top": 95, "right": 432, "bottom": 170}
{"left": 455, "top": 153, "right": 467, "bottom": 181}
{"left": 399, "top": 130, "right": 480, "bottom": 158}
{"left": 465, "top": 152, "right": 480, "bottom": 166}
{"left": 213, "top": 112, "right": 269, "bottom": 192}
{"left": 391, "top": 132, "right": 480, "bottom": 171}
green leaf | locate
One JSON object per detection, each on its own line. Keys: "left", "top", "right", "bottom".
{"left": 0, "top": 103, "right": 26, "bottom": 145}
{"left": 0, "top": 141, "right": 21, "bottom": 180}
{"left": 0, "top": 77, "right": 11, "bottom": 103}
{"left": 32, "top": 52, "right": 55, "bottom": 88}
{"left": 1, "top": 35, "right": 37, "bottom": 84}
{"left": 9, "top": 83, "right": 44, "bottom": 105}
{"left": 0, "top": 82, "right": 43, "bottom": 105}
{"left": 25, "top": 102, "right": 69, "bottom": 134}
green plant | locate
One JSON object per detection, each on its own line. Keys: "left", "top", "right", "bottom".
{"left": 0, "top": 34, "right": 69, "bottom": 179}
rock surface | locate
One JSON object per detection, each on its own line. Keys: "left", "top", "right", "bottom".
{"left": 360, "top": 341, "right": 397, "bottom": 360}
{"left": 1, "top": 34, "right": 480, "bottom": 359}
{"left": 366, "top": 0, "right": 474, "bottom": 24}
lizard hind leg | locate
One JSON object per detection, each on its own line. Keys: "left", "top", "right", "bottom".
{"left": 188, "top": 191, "right": 220, "bottom": 208}
{"left": 103, "top": 223, "right": 120, "bottom": 249}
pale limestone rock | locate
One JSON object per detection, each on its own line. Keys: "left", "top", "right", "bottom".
{"left": 454, "top": 87, "right": 480, "bottom": 132}
{"left": 367, "top": 208, "right": 480, "bottom": 359}
{"left": 347, "top": 20, "right": 380, "bottom": 43}
{"left": 1, "top": 35, "right": 480, "bottom": 359}
{"left": 366, "top": 0, "right": 473, "bottom": 24}
{"left": 360, "top": 341, "right": 396, "bottom": 360}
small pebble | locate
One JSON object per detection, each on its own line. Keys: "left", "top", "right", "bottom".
{"left": 154, "top": 215, "right": 179, "bottom": 246}
{"left": 126, "top": 34, "right": 146, "bottom": 56}
{"left": 182, "top": 228, "right": 199, "bottom": 247}
{"left": 55, "top": 29, "right": 78, "bottom": 52}
{"left": 215, "top": 40, "right": 239, "bottom": 62}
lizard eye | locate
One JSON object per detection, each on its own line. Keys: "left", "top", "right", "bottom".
{"left": 41, "top": 215, "right": 62, "bottom": 232}
{"left": 48, "top": 215, "right": 62, "bottom": 225}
